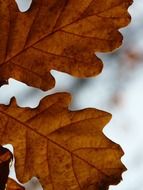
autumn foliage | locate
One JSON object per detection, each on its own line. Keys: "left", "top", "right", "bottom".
{"left": 0, "top": 0, "right": 132, "bottom": 189}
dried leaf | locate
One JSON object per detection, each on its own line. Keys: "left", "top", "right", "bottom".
{"left": 0, "top": 146, "right": 13, "bottom": 190}
{"left": 6, "top": 178, "right": 25, "bottom": 190}
{"left": 0, "top": 0, "right": 132, "bottom": 90}
{"left": 0, "top": 93, "right": 125, "bottom": 190}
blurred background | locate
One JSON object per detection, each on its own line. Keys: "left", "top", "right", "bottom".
{"left": 0, "top": 0, "right": 143, "bottom": 189}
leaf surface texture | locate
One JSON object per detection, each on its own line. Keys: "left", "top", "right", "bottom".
{"left": 0, "top": 93, "right": 125, "bottom": 190}
{"left": 0, "top": 0, "right": 132, "bottom": 89}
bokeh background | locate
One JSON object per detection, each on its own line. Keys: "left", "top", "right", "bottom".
{"left": 0, "top": 0, "right": 143, "bottom": 189}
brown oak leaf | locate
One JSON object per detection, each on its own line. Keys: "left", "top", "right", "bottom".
{"left": 0, "top": 0, "right": 132, "bottom": 90}
{"left": 0, "top": 146, "right": 13, "bottom": 190}
{"left": 0, "top": 93, "right": 126, "bottom": 190}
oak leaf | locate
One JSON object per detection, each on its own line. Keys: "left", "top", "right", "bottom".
{"left": 0, "top": 0, "right": 132, "bottom": 90}
{"left": 0, "top": 93, "right": 125, "bottom": 190}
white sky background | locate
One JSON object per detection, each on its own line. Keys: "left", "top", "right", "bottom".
{"left": 0, "top": 0, "right": 143, "bottom": 189}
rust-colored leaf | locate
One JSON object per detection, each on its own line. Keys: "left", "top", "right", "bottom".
{"left": 7, "top": 178, "right": 25, "bottom": 190}
{"left": 0, "top": 0, "right": 132, "bottom": 90}
{"left": 0, "top": 93, "right": 125, "bottom": 190}
{"left": 0, "top": 146, "right": 13, "bottom": 190}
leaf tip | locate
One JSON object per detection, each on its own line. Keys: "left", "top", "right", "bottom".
{"left": 9, "top": 97, "right": 17, "bottom": 107}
